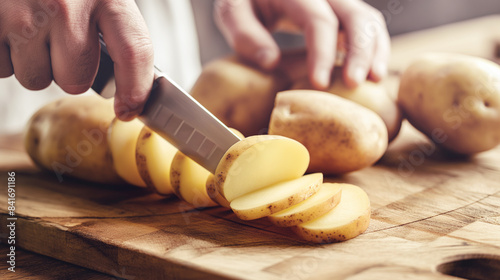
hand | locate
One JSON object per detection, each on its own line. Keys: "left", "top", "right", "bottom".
{"left": 0, "top": 0, "right": 154, "bottom": 120}
{"left": 214, "top": 0, "right": 390, "bottom": 89}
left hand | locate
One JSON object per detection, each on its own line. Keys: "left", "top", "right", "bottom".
{"left": 214, "top": 0, "right": 391, "bottom": 89}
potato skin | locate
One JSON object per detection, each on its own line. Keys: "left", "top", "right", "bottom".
{"left": 292, "top": 207, "right": 371, "bottom": 243}
{"left": 24, "top": 95, "right": 122, "bottom": 184}
{"left": 190, "top": 55, "right": 290, "bottom": 136}
{"left": 292, "top": 70, "right": 403, "bottom": 142}
{"left": 269, "top": 90, "right": 388, "bottom": 175}
{"left": 398, "top": 53, "right": 500, "bottom": 154}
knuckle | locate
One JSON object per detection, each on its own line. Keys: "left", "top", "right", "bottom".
{"left": 372, "top": 9, "right": 385, "bottom": 23}
{"left": 68, "top": 38, "right": 99, "bottom": 82}
{"left": 117, "top": 36, "right": 154, "bottom": 66}
{"left": 2, "top": 0, "right": 65, "bottom": 37}
{"left": 313, "top": 11, "right": 338, "bottom": 29}
{"left": 99, "top": 0, "right": 123, "bottom": 10}
{"left": 348, "top": 46, "right": 371, "bottom": 62}
{"left": 5, "top": 14, "right": 35, "bottom": 38}
{"left": 214, "top": 0, "right": 244, "bottom": 20}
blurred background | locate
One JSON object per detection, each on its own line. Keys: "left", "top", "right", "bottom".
{"left": 192, "top": 0, "right": 500, "bottom": 64}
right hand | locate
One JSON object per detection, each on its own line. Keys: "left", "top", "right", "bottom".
{"left": 0, "top": 0, "right": 155, "bottom": 120}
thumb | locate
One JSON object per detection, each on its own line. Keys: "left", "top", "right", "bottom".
{"left": 214, "top": 0, "right": 280, "bottom": 70}
{"left": 96, "top": 0, "right": 155, "bottom": 121}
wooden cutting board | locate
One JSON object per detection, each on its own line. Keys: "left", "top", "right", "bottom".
{"left": 1, "top": 15, "right": 500, "bottom": 280}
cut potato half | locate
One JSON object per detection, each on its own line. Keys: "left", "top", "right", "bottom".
{"left": 293, "top": 184, "right": 370, "bottom": 243}
{"left": 230, "top": 173, "right": 323, "bottom": 220}
{"left": 269, "top": 183, "right": 342, "bottom": 227}
{"left": 206, "top": 174, "right": 230, "bottom": 208}
{"left": 170, "top": 151, "right": 217, "bottom": 208}
{"left": 215, "top": 135, "right": 310, "bottom": 202}
{"left": 108, "top": 118, "right": 146, "bottom": 187}
{"left": 136, "top": 127, "right": 177, "bottom": 195}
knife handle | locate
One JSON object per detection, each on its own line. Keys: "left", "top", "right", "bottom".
{"left": 91, "top": 35, "right": 115, "bottom": 97}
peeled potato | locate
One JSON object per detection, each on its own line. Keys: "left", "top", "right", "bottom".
{"left": 136, "top": 126, "right": 178, "bottom": 195}
{"left": 269, "top": 183, "right": 342, "bottom": 227}
{"left": 190, "top": 55, "right": 289, "bottom": 136}
{"left": 230, "top": 173, "right": 323, "bottom": 220}
{"left": 292, "top": 70, "right": 403, "bottom": 141}
{"left": 293, "top": 183, "right": 370, "bottom": 243}
{"left": 107, "top": 118, "right": 147, "bottom": 187}
{"left": 24, "top": 95, "right": 122, "bottom": 184}
{"left": 269, "top": 90, "right": 388, "bottom": 175}
{"left": 398, "top": 53, "right": 500, "bottom": 154}
{"left": 215, "top": 135, "right": 310, "bottom": 202}
{"left": 170, "top": 151, "right": 217, "bottom": 208}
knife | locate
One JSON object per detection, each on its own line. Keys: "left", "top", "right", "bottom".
{"left": 92, "top": 36, "right": 241, "bottom": 174}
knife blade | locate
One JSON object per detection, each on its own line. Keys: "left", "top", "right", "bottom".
{"left": 92, "top": 36, "right": 241, "bottom": 174}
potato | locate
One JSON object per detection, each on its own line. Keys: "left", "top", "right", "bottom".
{"left": 215, "top": 135, "right": 310, "bottom": 202}
{"left": 136, "top": 126, "right": 178, "bottom": 195}
{"left": 190, "top": 55, "right": 290, "bottom": 136}
{"left": 293, "top": 183, "right": 370, "bottom": 243}
{"left": 398, "top": 53, "right": 500, "bottom": 154}
{"left": 292, "top": 70, "right": 403, "bottom": 141}
{"left": 230, "top": 173, "right": 323, "bottom": 220}
{"left": 107, "top": 118, "right": 147, "bottom": 187}
{"left": 170, "top": 151, "right": 217, "bottom": 208}
{"left": 204, "top": 128, "right": 245, "bottom": 208}
{"left": 24, "top": 95, "right": 122, "bottom": 184}
{"left": 269, "top": 90, "right": 388, "bottom": 175}
{"left": 206, "top": 174, "right": 230, "bottom": 208}
{"left": 268, "top": 183, "right": 342, "bottom": 227}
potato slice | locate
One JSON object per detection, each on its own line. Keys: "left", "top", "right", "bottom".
{"left": 293, "top": 184, "right": 370, "bottom": 243}
{"left": 230, "top": 173, "right": 323, "bottom": 220}
{"left": 215, "top": 135, "right": 310, "bottom": 202}
{"left": 136, "top": 127, "right": 178, "bottom": 195}
{"left": 108, "top": 118, "right": 146, "bottom": 187}
{"left": 206, "top": 174, "right": 230, "bottom": 208}
{"left": 268, "top": 183, "right": 342, "bottom": 227}
{"left": 204, "top": 127, "right": 245, "bottom": 208}
{"left": 170, "top": 151, "right": 217, "bottom": 208}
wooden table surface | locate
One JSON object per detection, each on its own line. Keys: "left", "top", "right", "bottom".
{"left": 1, "top": 15, "right": 500, "bottom": 280}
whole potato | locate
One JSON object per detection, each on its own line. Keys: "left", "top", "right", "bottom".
{"left": 190, "top": 55, "right": 290, "bottom": 136}
{"left": 398, "top": 53, "right": 500, "bottom": 154}
{"left": 292, "top": 70, "right": 403, "bottom": 142}
{"left": 269, "top": 90, "right": 388, "bottom": 175}
{"left": 24, "top": 95, "right": 123, "bottom": 184}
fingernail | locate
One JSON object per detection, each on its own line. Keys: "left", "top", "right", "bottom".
{"left": 349, "top": 66, "right": 366, "bottom": 86}
{"left": 316, "top": 68, "right": 331, "bottom": 89}
{"left": 374, "top": 63, "right": 387, "bottom": 79}
{"left": 256, "top": 49, "right": 277, "bottom": 69}
{"left": 115, "top": 103, "right": 137, "bottom": 121}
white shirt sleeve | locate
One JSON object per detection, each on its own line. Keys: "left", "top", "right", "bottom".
{"left": 136, "top": 0, "right": 202, "bottom": 91}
